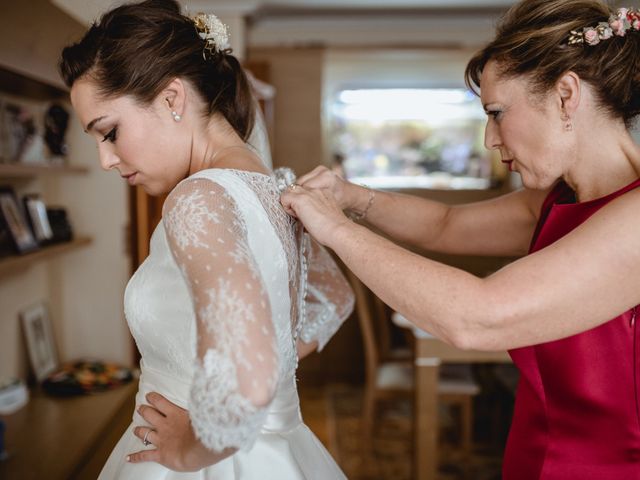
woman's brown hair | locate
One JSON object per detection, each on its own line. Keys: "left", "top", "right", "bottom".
{"left": 465, "top": 0, "right": 640, "bottom": 127}
{"left": 59, "top": 0, "right": 254, "bottom": 140}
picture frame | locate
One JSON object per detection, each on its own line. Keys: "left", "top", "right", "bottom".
{"left": 20, "top": 302, "right": 59, "bottom": 382}
{"left": 23, "top": 194, "right": 53, "bottom": 244}
{"left": 0, "top": 187, "right": 38, "bottom": 254}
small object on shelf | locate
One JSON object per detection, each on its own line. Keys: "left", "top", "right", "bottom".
{"left": 0, "top": 187, "right": 38, "bottom": 254}
{"left": 0, "top": 419, "right": 7, "bottom": 461}
{"left": 46, "top": 207, "right": 73, "bottom": 243}
{"left": 0, "top": 378, "right": 29, "bottom": 415}
{"left": 0, "top": 101, "right": 32, "bottom": 163}
{"left": 23, "top": 194, "right": 53, "bottom": 244}
{"left": 0, "top": 219, "right": 13, "bottom": 259}
{"left": 20, "top": 302, "right": 58, "bottom": 382}
{"left": 44, "top": 103, "right": 69, "bottom": 158}
{"left": 42, "top": 360, "right": 133, "bottom": 396}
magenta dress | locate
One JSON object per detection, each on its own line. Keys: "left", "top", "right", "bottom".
{"left": 502, "top": 178, "right": 640, "bottom": 479}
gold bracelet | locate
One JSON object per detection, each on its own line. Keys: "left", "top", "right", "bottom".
{"left": 350, "top": 186, "right": 375, "bottom": 221}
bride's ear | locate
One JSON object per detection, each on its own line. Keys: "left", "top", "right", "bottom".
{"left": 160, "top": 78, "right": 187, "bottom": 121}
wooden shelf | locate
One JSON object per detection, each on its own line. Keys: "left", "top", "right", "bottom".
{"left": 0, "top": 163, "right": 89, "bottom": 178}
{"left": 0, "top": 381, "right": 137, "bottom": 480}
{"left": 0, "top": 65, "right": 68, "bottom": 101}
{"left": 0, "top": 237, "right": 93, "bottom": 277}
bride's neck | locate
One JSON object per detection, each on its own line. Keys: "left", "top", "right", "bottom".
{"left": 189, "top": 116, "right": 244, "bottom": 174}
{"left": 188, "top": 116, "right": 268, "bottom": 176}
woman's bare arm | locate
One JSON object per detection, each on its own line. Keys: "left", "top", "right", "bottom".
{"left": 296, "top": 166, "right": 550, "bottom": 257}
{"left": 359, "top": 186, "right": 550, "bottom": 256}
{"left": 281, "top": 181, "right": 640, "bottom": 352}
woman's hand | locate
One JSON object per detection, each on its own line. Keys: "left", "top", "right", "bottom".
{"left": 128, "top": 392, "right": 231, "bottom": 471}
{"left": 295, "top": 166, "right": 365, "bottom": 213}
{"left": 280, "top": 183, "right": 353, "bottom": 247}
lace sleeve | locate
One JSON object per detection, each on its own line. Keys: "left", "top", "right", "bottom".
{"left": 163, "top": 178, "right": 279, "bottom": 452}
{"left": 299, "top": 234, "right": 355, "bottom": 351}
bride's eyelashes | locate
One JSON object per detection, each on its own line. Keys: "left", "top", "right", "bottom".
{"left": 102, "top": 126, "right": 118, "bottom": 143}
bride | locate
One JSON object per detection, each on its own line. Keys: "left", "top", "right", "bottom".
{"left": 60, "top": 0, "right": 354, "bottom": 478}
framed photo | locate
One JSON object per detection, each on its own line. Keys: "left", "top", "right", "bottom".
{"left": 0, "top": 187, "right": 38, "bottom": 254}
{"left": 23, "top": 195, "right": 53, "bottom": 243}
{"left": 20, "top": 303, "right": 59, "bottom": 382}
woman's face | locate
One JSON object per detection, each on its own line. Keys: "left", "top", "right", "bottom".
{"left": 480, "top": 60, "right": 571, "bottom": 190}
{"left": 70, "top": 78, "right": 190, "bottom": 195}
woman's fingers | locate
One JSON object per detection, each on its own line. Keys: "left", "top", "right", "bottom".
{"left": 281, "top": 184, "right": 321, "bottom": 213}
{"left": 146, "top": 392, "right": 180, "bottom": 417}
{"left": 133, "top": 425, "right": 159, "bottom": 446}
{"left": 137, "top": 404, "right": 165, "bottom": 425}
{"left": 281, "top": 183, "right": 348, "bottom": 247}
{"left": 280, "top": 190, "right": 299, "bottom": 217}
{"left": 296, "top": 165, "right": 328, "bottom": 186}
{"left": 300, "top": 170, "right": 336, "bottom": 190}
{"left": 127, "top": 447, "right": 160, "bottom": 464}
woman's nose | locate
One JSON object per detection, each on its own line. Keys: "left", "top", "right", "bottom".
{"left": 484, "top": 121, "right": 502, "bottom": 151}
{"left": 98, "top": 148, "right": 120, "bottom": 171}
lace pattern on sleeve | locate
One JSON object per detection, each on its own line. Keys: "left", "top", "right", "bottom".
{"left": 298, "top": 234, "right": 355, "bottom": 351}
{"left": 163, "top": 178, "right": 279, "bottom": 452}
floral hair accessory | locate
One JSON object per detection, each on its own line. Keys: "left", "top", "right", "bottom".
{"left": 192, "top": 13, "right": 230, "bottom": 60}
{"left": 568, "top": 7, "right": 640, "bottom": 46}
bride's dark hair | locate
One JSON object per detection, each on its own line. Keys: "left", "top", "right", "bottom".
{"left": 59, "top": 0, "right": 255, "bottom": 140}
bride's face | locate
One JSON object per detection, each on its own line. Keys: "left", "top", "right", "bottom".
{"left": 70, "top": 78, "right": 191, "bottom": 195}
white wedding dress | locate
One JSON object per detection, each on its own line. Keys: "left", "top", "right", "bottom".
{"left": 98, "top": 167, "right": 354, "bottom": 479}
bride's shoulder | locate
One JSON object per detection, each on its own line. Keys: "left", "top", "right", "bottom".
{"left": 183, "top": 168, "right": 273, "bottom": 190}
{"left": 168, "top": 169, "right": 243, "bottom": 198}
{"left": 164, "top": 168, "right": 277, "bottom": 218}
{"left": 162, "top": 173, "right": 237, "bottom": 220}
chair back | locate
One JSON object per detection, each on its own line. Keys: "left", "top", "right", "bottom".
{"left": 344, "top": 269, "right": 381, "bottom": 385}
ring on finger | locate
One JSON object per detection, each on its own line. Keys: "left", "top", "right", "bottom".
{"left": 142, "top": 428, "right": 154, "bottom": 446}
{"left": 288, "top": 183, "right": 301, "bottom": 191}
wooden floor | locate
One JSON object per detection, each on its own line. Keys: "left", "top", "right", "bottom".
{"left": 298, "top": 381, "right": 507, "bottom": 480}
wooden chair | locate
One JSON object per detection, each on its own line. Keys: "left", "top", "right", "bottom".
{"left": 345, "top": 270, "right": 480, "bottom": 460}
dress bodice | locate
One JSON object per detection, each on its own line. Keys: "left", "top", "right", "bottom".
{"left": 503, "top": 178, "right": 640, "bottom": 480}
{"left": 123, "top": 168, "right": 354, "bottom": 453}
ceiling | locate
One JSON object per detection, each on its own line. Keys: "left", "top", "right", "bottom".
{"left": 51, "top": 0, "right": 514, "bottom": 49}
{"left": 52, "top": 0, "right": 514, "bottom": 25}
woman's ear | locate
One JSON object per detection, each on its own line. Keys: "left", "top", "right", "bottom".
{"left": 555, "top": 71, "right": 581, "bottom": 117}
{"left": 161, "top": 77, "right": 187, "bottom": 119}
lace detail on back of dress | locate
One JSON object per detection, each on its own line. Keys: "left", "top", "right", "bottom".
{"left": 231, "top": 171, "right": 302, "bottom": 342}
{"left": 233, "top": 169, "right": 355, "bottom": 353}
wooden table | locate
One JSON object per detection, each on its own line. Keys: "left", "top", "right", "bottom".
{"left": 0, "top": 381, "right": 137, "bottom": 480}
{"left": 393, "top": 314, "right": 512, "bottom": 480}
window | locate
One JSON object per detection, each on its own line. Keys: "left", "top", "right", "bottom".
{"left": 329, "top": 88, "right": 499, "bottom": 189}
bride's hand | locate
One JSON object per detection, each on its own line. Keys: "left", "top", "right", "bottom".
{"left": 280, "top": 183, "right": 352, "bottom": 247}
{"left": 128, "top": 392, "right": 232, "bottom": 471}
{"left": 295, "top": 166, "right": 363, "bottom": 212}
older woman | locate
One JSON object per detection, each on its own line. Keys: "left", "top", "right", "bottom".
{"left": 282, "top": 0, "right": 640, "bottom": 478}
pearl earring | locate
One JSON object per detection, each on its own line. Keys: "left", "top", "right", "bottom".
{"left": 560, "top": 110, "right": 572, "bottom": 132}
{"left": 171, "top": 111, "right": 182, "bottom": 122}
